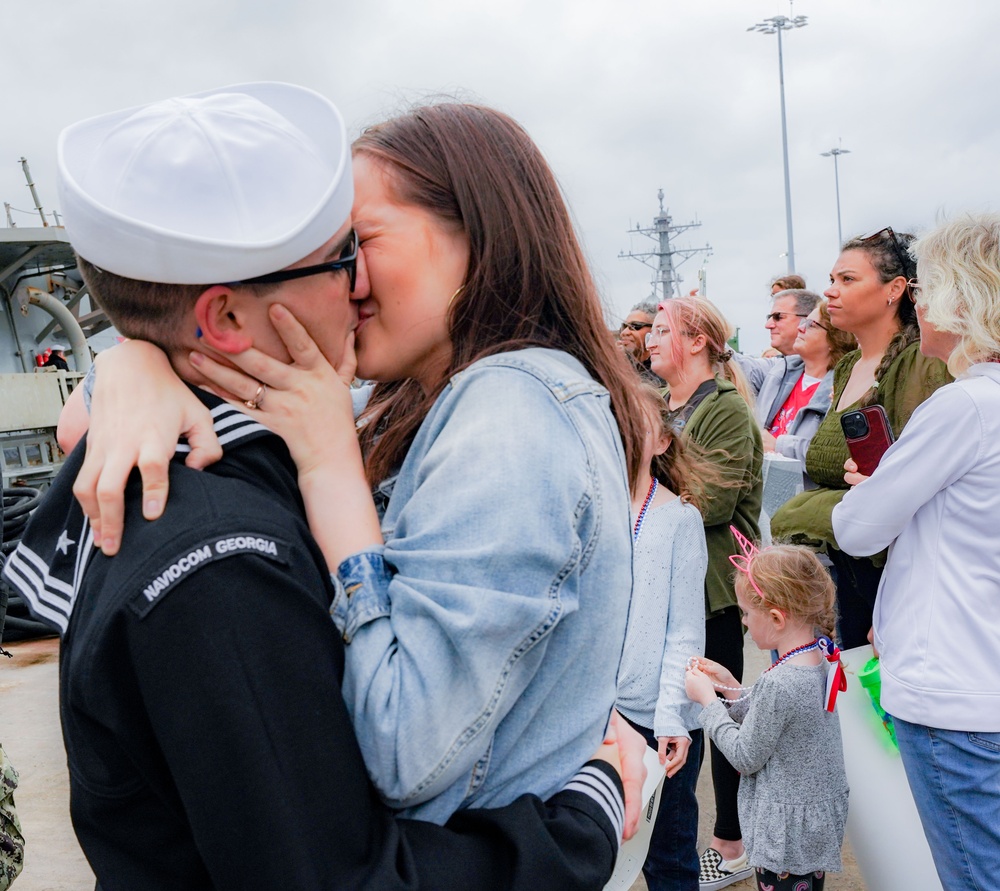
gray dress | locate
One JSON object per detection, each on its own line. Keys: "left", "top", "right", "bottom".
{"left": 699, "top": 661, "right": 849, "bottom": 875}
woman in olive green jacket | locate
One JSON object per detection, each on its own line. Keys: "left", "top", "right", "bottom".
{"left": 772, "top": 229, "right": 950, "bottom": 649}
{"left": 649, "top": 296, "right": 762, "bottom": 888}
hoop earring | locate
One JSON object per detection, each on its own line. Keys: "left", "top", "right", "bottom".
{"left": 448, "top": 285, "right": 465, "bottom": 308}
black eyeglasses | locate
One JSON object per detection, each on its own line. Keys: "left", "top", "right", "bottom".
{"left": 225, "top": 229, "right": 358, "bottom": 291}
{"left": 861, "top": 226, "right": 915, "bottom": 282}
{"left": 619, "top": 320, "right": 653, "bottom": 333}
{"left": 765, "top": 311, "right": 808, "bottom": 323}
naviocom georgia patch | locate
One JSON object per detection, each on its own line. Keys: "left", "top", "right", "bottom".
{"left": 130, "top": 533, "right": 290, "bottom": 619}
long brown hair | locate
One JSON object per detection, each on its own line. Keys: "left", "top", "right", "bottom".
{"left": 354, "top": 104, "right": 644, "bottom": 486}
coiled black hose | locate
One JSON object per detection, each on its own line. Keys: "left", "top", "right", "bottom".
{"left": 1, "top": 487, "right": 55, "bottom": 642}
{"left": 2, "top": 487, "right": 41, "bottom": 553}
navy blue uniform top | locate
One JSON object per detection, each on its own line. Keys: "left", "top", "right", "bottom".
{"left": 3, "top": 391, "right": 622, "bottom": 890}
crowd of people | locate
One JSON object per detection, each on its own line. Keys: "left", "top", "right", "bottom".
{"left": 1, "top": 81, "right": 996, "bottom": 891}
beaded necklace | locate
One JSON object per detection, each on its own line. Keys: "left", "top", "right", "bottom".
{"left": 689, "top": 639, "right": 822, "bottom": 704}
{"left": 765, "top": 639, "right": 821, "bottom": 672}
{"left": 633, "top": 478, "right": 658, "bottom": 543}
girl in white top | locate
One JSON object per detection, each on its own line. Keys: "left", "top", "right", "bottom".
{"left": 616, "top": 383, "right": 707, "bottom": 891}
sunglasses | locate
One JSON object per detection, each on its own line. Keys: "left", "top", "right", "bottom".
{"left": 620, "top": 320, "right": 653, "bottom": 333}
{"left": 766, "top": 311, "right": 808, "bottom": 324}
{"left": 225, "top": 229, "right": 359, "bottom": 291}
{"left": 860, "top": 226, "right": 915, "bottom": 283}
{"left": 906, "top": 279, "right": 921, "bottom": 303}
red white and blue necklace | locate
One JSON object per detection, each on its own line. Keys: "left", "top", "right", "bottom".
{"left": 633, "top": 477, "right": 658, "bottom": 543}
{"left": 765, "top": 639, "right": 821, "bottom": 672}
{"left": 689, "top": 636, "right": 846, "bottom": 710}
{"left": 688, "top": 642, "right": 821, "bottom": 705}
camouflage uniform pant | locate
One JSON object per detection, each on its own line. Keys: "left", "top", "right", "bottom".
{"left": 0, "top": 745, "right": 24, "bottom": 890}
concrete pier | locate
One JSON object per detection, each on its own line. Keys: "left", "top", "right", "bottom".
{"left": 1, "top": 636, "right": 865, "bottom": 890}
{"left": 1, "top": 638, "right": 93, "bottom": 890}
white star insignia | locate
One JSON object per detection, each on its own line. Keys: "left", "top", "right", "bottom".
{"left": 56, "top": 530, "right": 76, "bottom": 556}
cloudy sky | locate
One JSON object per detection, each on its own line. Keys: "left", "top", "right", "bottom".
{"left": 4, "top": 0, "right": 997, "bottom": 354}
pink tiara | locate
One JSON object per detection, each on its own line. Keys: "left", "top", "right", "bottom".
{"left": 728, "top": 525, "right": 766, "bottom": 600}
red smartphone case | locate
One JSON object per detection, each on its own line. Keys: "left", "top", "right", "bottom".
{"left": 841, "top": 405, "right": 895, "bottom": 477}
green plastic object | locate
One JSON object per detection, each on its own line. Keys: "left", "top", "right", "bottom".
{"left": 857, "top": 657, "right": 898, "bottom": 751}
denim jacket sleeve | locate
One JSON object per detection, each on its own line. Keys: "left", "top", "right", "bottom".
{"left": 334, "top": 358, "right": 620, "bottom": 811}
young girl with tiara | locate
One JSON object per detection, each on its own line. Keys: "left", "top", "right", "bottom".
{"left": 685, "top": 531, "right": 849, "bottom": 891}
{"left": 616, "top": 383, "right": 708, "bottom": 890}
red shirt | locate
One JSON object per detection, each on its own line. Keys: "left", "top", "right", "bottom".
{"left": 769, "top": 374, "right": 821, "bottom": 437}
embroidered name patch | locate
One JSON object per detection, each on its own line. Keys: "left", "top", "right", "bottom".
{"left": 130, "top": 533, "right": 289, "bottom": 619}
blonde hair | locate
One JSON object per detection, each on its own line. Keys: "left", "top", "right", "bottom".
{"left": 910, "top": 212, "right": 1000, "bottom": 375}
{"left": 734, "top": 544, "right": 837, "bottom": 638}
{"left": 657, "top": 296, "right": 756, "bottom": 407}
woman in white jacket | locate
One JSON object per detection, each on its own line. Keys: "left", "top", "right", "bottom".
{"left": 832, "top": 213, "right": 1000, "bottom": 891}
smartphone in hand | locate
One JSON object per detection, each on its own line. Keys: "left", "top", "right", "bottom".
{"left": 841, "top": 405, "right": 895, "bottom": 476}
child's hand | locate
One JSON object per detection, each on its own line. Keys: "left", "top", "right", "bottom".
{"left": 687, "top": 656, "right": 737, "bottom": 691}
{"left": 685, "top": 665, "right": 717, "bottom": 707}
{"left": 657, "top": 736, "right": 691, "bottom": 778}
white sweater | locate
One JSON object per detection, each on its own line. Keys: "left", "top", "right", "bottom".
{"left": 616, "top": 497, "right": 707, "bottom": 738}
{"left": 832, "top": 363, "right": 1000, "bottom": 731}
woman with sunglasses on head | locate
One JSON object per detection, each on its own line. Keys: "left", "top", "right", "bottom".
{"left": 646, "top": 295, "right": 763, "bottom": 890}
{"left": 771, "top": 229, "right": 950, "bottom": 649}
{"left": 63, "top": 103, "right": 648, "bottom": 829}
{"left": 833, "top": 214, "right": 1000, "bottom": 891}
{"left": 755, "top": 298, "right": 857, "bottom": 482}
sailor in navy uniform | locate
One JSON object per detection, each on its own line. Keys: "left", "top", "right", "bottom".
{"left": 1, "top": 84, "right": 625, "bottom": 890}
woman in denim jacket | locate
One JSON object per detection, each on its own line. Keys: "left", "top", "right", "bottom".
{"left": 74, "top": 104, "right": 647, "bottom": 827}
{"left": 325, "top": 107, "right": 644, "bottom": 822}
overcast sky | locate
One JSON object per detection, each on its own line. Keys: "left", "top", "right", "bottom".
{"left": 4, "top": 0, "right": 997, "bottom": 354}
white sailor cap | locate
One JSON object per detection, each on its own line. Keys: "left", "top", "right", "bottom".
{"left": 57, "top": 82, "right": 352, "bottom": 285}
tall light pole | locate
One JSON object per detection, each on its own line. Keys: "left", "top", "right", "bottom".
{"left": 821, "top": 145, "right": 851, "bottom": 249}
{"left": 748, "top": 14, "right": 808, "bottom": 274}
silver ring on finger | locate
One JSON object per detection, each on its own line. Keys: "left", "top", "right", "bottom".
{"left": 244, "top": 382, "right": 267, "bottom": 411}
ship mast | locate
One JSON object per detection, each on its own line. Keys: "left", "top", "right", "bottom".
{"left": 619, "top": 189, "right": 712, "bottom": 300}
{"left": 19, "top": 157, "right": 50, "bottom": 227}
